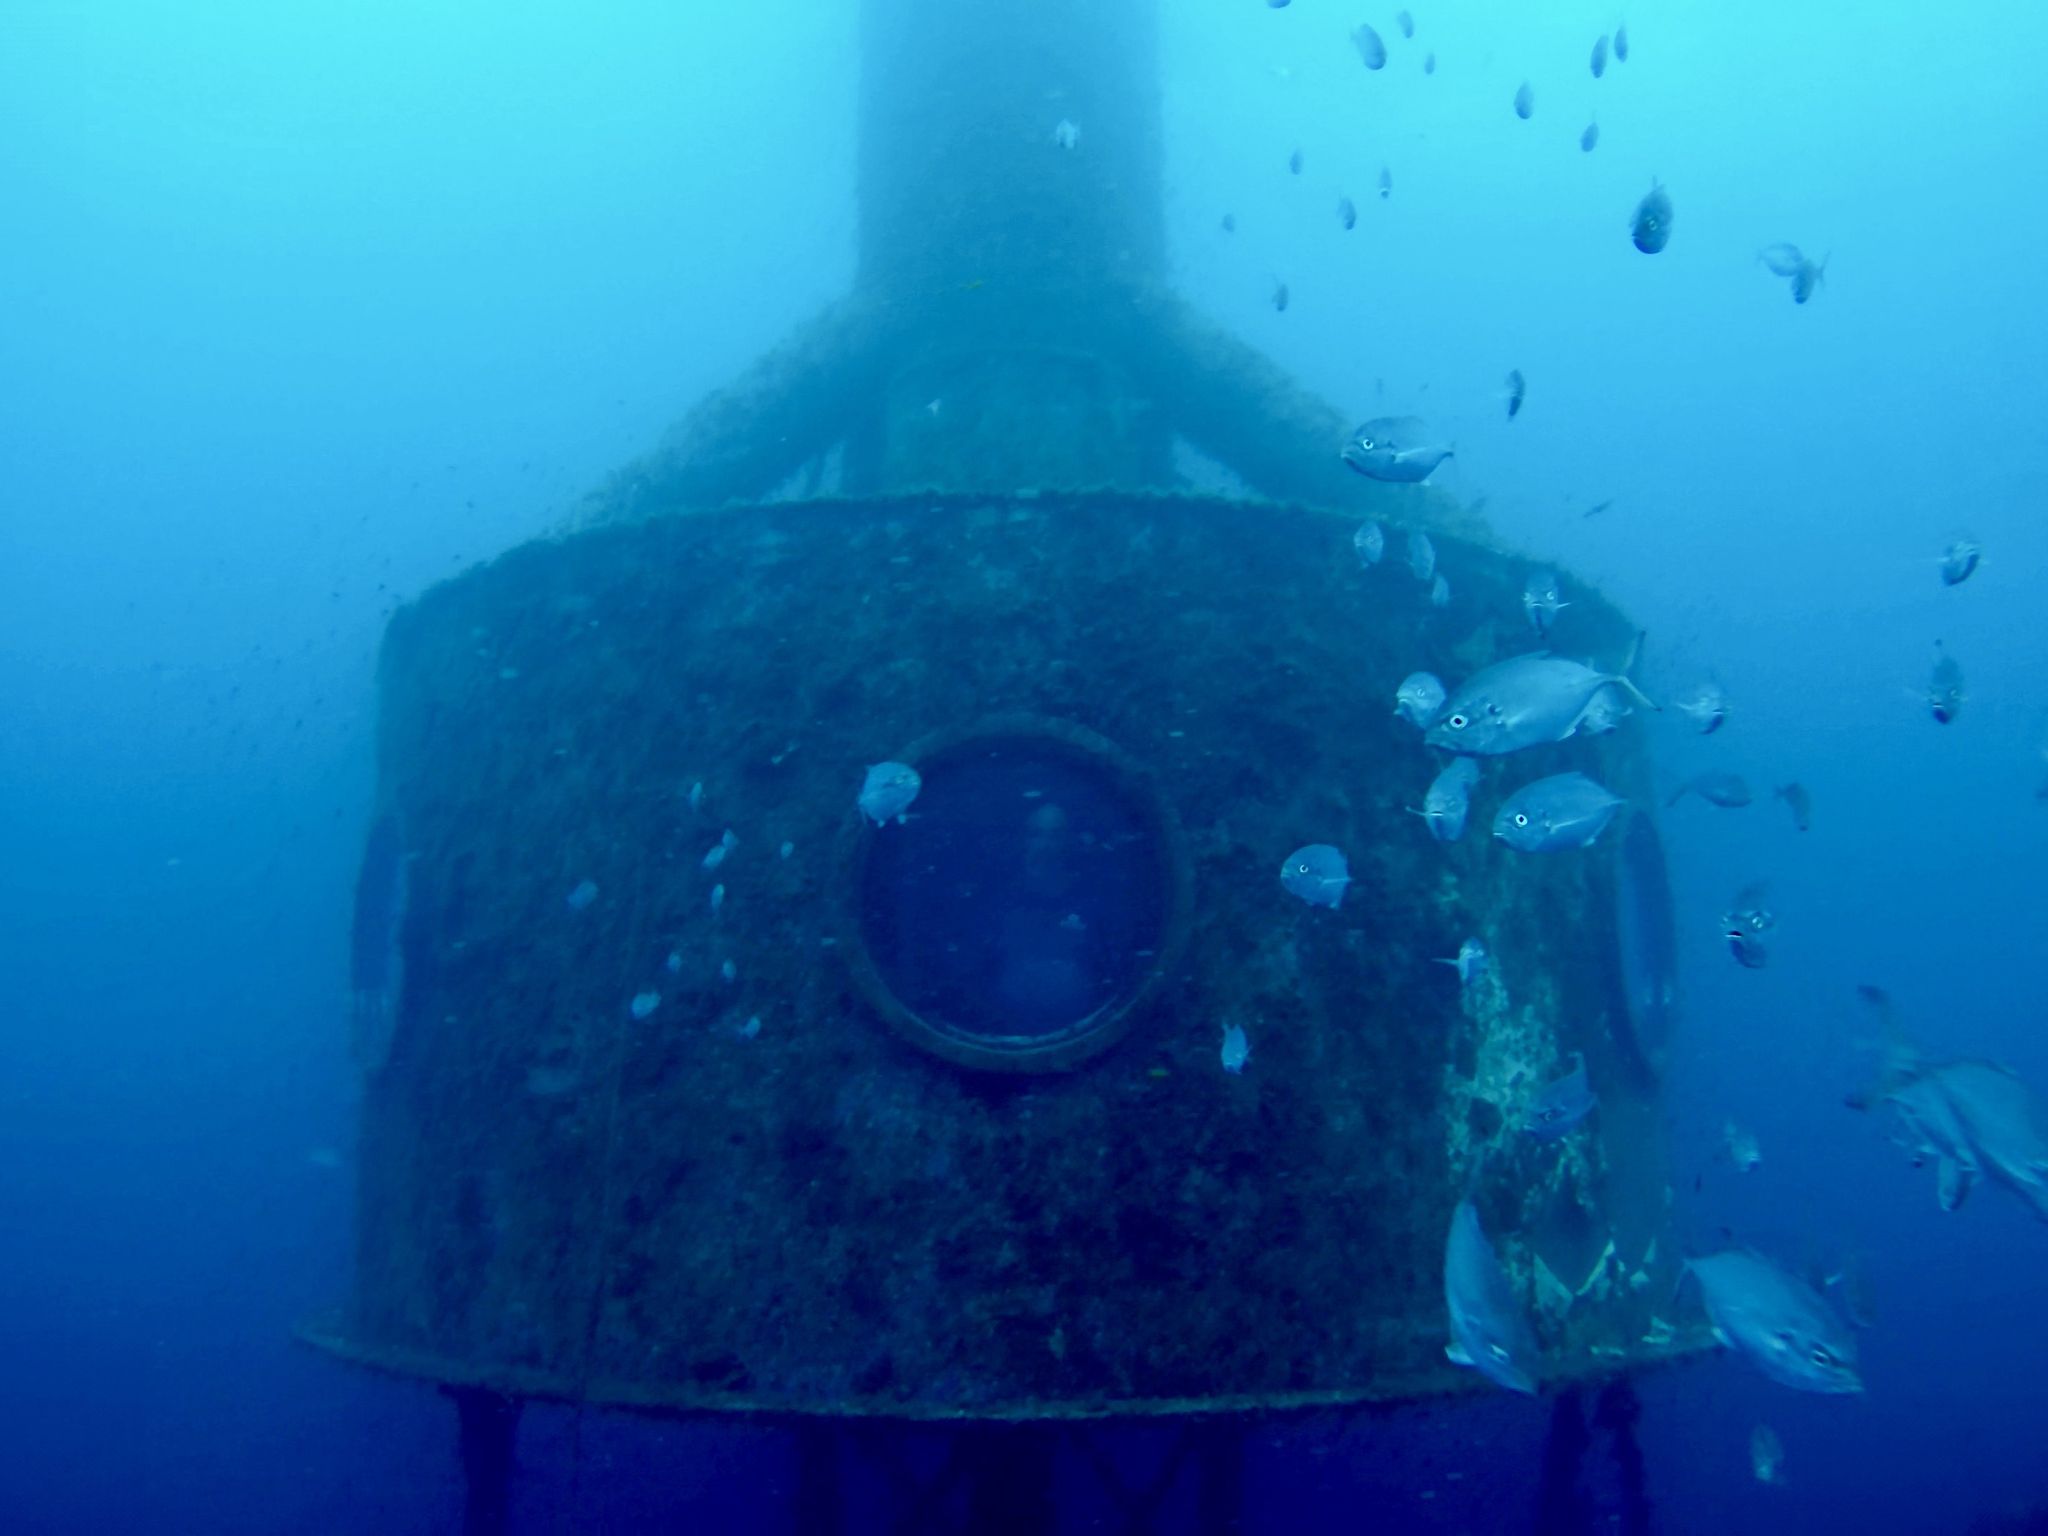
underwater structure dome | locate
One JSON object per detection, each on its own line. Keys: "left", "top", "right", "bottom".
{"left": 310, "top": 0, "right": 1690, "bottom": 1521}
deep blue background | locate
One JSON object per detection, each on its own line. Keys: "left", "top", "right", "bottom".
{"left": 3, "top": 2, "right": 2044, "bottom": 1530}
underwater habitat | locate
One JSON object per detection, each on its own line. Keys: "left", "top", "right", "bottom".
{"left": 3, "top": 1, "right": 2047, "bottom": 1532}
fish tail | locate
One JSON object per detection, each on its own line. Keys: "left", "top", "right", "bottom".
{"left": 1845, "top": 984, "right": 1921, "bottom": 1109}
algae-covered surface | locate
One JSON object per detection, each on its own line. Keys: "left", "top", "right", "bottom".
{"left": 338, "top": 490, "right": 1685, "bottom": 1417}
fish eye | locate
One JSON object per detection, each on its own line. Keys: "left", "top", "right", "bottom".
{"left": 1295, "top": 862, "right": 1310, "bottom": 875}
{"left": 1447, "top": 714, "right": 1467, "bottom": 730}
{"left": 1513, "top": 813, "right": 1529, "bottom": 827}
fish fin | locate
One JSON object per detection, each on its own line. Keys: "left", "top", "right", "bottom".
{"left": 1937, "top": 1157, "right": 1974, "bottom": 1212}
{"left": 1664, "top": 783, "right": 1691, "bottom": 808}
{"left": 1445, "top": 1341, "right": 1473, "bottom": 1366}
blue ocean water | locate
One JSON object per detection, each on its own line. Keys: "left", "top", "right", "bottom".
{"left": 2, "top": 2, "right": 2045, "bottom": 1532}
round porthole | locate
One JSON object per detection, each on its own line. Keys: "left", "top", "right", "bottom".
{"left": 844, "top": 718, "right": 1189, "bottom": 1073}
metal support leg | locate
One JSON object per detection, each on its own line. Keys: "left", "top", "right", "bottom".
{"left": 448, "top": 1387, "right": 521, "bottom": 1536}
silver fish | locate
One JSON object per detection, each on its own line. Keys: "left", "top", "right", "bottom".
{"left": 1378, "top": 164, "right": 1392, "bottom": 199}
{"left": 1493, "top": 772, "right": 1625, "bottom": 852}
{"left": 1667, "top": 771, "right": 1754, "bottom": 809}
{"left": 1342, "top": 418, "right": 1455, "bottom": 483}
{"left": 1351, "top": 22, "right": 1387, "bottom": 69}
{"left": 859, "top": 761, "right": 921, "bottom": 825}
{"left": 1415, "top": 756, "right": 1481, "bottom": 842}
{"left": 1751, "top": 1425, "right": 1785, "bottom": 1486}
{"left": 1220, "top": 1021, "right": 1251, "bottom": 1074}
{"left": 1758, "top": 242, "right": 1806, "bottom": 276}
{"left": 1848, "top": 986, "right": 2048, "bottom": 1220}
{"left": 1630, "top": 180, "right": 1672, "bottom": 254}
{"left": 1395, "top": 671, "right": 1447, "bottom": 729}
{"left": 1724, "top": 882, "right": 1774, "bottom": 935}
{"left": 1338, "top": 195, "right": 1357, "bottom": 231}
{"left": 1724, "top": 1119, "right": 1763, "bottom": 1172}
{"left": 1430, "top": 573, "right": 1451, "bottom": 609}
{"left": 1687, "top": 1249, "right": 1862, "bottom": 1393}
{"left": 1939, "top": 538, "right": 1981, "bottom": 586}
{"left": 1790, "top": 256, "right": 1827, "bottom": 304}
{"left": 1775, "top": 781, "right": 1812, "bottom": 831}
{"left": 1395, "top": 8, "right": 1414, "bottom": 38}
{"left": 1614, "top": 22, "right": 1630, "bottom": 61}
{"left": 1522, "top": 568, "right": 1566, "bottom": 636}
{"left": 1444, "top": 1200, "right": 1541, "bottom": 1395}
{"left": 1427, "top": 651, "right": 1654, "bottom": 756}
{"left": 1280, "top": 843, "right": 1350, "bottom": 909}
{"left": 1524, "top": 1053, "right": 1597, "bottom": 1140}
{"left": 1591, "top": 33, "right": 1609, "bottom": 77}
{"left": 1725, "top": 926, "right": 1769, "bottom": 968}
{"left": 1434, "top": 937, "right": 1487, "bottom": 987}
{"left": 1407, "top": 528, "right": 1438, "bottom": 581}
{"left": 1580, "top": 121, "right": 1600, "bottom": 153}
{"left": 1674, "top": 680, "right": 1730, "bottom": 734}
{"left": 1505, "top": 368, "right": 1526, "bottom": 420}
{"left": 1513, "top": 80, "right": 1534, "bottom": 120}
{"left": 1353, "top": 520, "right": 1385, "bottom": 567}
{"left": 1928, "top": 642, "right": 1964, "bottom": 724}
{"left": 1577, "top": 684, "right": 1631, "bottom": 736}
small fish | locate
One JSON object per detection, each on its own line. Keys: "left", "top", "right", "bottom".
{"left": 1667, "top": 771, "right": 1754, "bottom": 809}
{"left": 1414, "top": 756, "right": 1482, "bottom": 842}
{"left": 1591, "top": 33, "right": 1610, "bottom": 77}
{"left": 701, "top": 828, "right": 739, "bottom": 870}
{"left": 1266, "top": 0, "right": 1289, "bottom": 7}
{"left": 1580, "top": 121, "right": 1600, "bottom": 152}
{"left": 1289, "top": 148, "right": 1304, "bottom": 175}
{"left": 709, "top": 883, "right": 725, "bottom": 914}
{"left": 566, "top": 879, "right": 599, "bottom": 912}
{"left": 630, "top": 990, "right": 661, "bottom": 1020}
{"left": 1338, "top": 196, "right": 1357, "bottom": 231}
{"left": 1342, "top": 417, "right": 1455, "bottom": 483}
{"left": 1939, "top": 538, "right": 1981, "bottom": 586}
{"left": 1271, "top": 279, "right": 1290, "bottom": 313}
{"left": 1428, "top": 649, "right": 1655, "bottom": 756}
{"left": 1504, "top": 368, "right": 1526, "bottom": 420}
{"left": 1751, "top": 1425, "right": 1785, "bottom": 1486}
{"left": 1790, "top": 256, "right": 1827, "bottom": 304}
{"left": 1430, "top": 573, "right": 1451, "bottom": 608}
{"left": 1433, "top": 937, "right": 1488, "bottom": 987}
{"left": 1220, "top": 1021, "right": 1251, "bottom": 1074}
{"left": 1582, "top": 498, "right": 1613, "bottom": 519}
{"left": 1524, "top": 1053, "right": 1597, "bottom": 1140}
{"left": 1423, "top": 51, "right": 1436, "bottom": 75}
{"left": 1687, "top": 1249, "right": 1862, "bottom": 1393}
{"left": 1220, "top": 212, "right": 1237, "bottom": 234}
{"left": 1775, "top": 781, "right": 1812, "bottom": 831}
{"left": 1724, "top": 882, "right": 1774, "bottom": 934}
{"left": 1724, "top": 1119, "right": 1763, "bottom": 1172}
{"left": 1395, "top": 8, "right": 1414, "bottom": 38}
{"left": 1395, "top": 671, "right": 1447, "bottom": 729}
{"left": 1757, "top": 242, "right": 1806, "bottom": 277}
{"left": 1280, "top": 843, "right": 1351, "bottom": 909}
{"left": 1630, "top": 180, "right": 1673, "bottom": 254}
{"left": 1353, "top": 520, "right": 1385, "bottom": 567}
{"left": 1351, "top": 22, "right": 1387, "bottom": 69}
{"left": 1444, "top": 1200, "right": 1541, "bottom": 1395}
{"left": 1378, "top": 165, "right": 1392, "bottom": 199}
{"left": 1522, "top": 568, "right": 1565, "bottom": 636}
{"left": 1927, "top": 642, "right": 1965, "bottom": 724}
{"left": 1577, "top": 684, "right": 1631, "bottom": 736}
{"left": 859, "top": 761, "right": 921, "bottom": 825}
{"left": 1052, "top": 118, "right": 1080, "bottom": 150}
{"left": 687, "top": 780, "right": 705, "bottom": 812}
{"left": 1494, "top": 772, "right": 1625, "bottom": 852}
{"left": 1407, "top": 528, "right": 1437, "bottom": 581}
{"left": 1614, "top": 22, "right": 1630, "bottom": 61}
{"left": 1673, "top": 680, "right": 1730, "bottom": 734}
{"left": 1513, "top": 80, "right": 1534, "bottom": 120}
